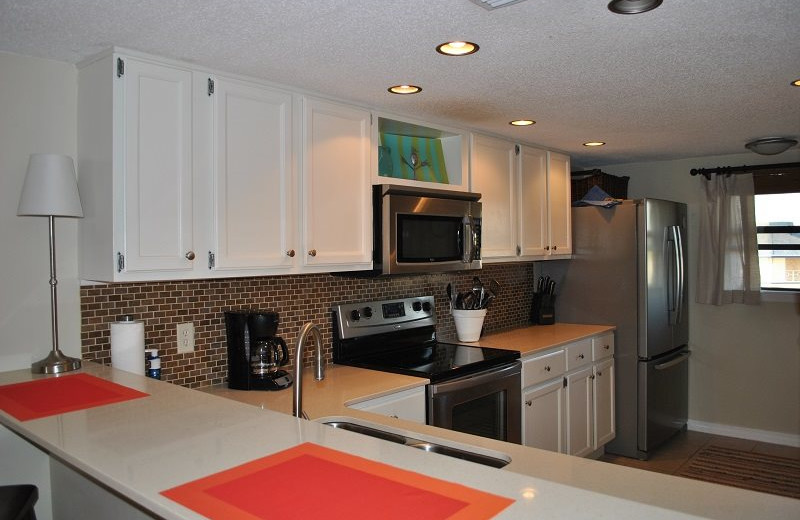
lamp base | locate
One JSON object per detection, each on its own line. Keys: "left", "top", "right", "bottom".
{"left": 31, "top": 349, "right": 82, "bottom": 374}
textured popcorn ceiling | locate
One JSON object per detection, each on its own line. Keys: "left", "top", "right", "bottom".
{"left": 1, "top": 0, "right": 798, "bottom": 168}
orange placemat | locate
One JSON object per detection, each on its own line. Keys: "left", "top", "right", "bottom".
{"left": 162, "top": 442, "right": 514, "bottom": 520}
{"left": 0, "top": 373, "right": 149, "bottom": 421}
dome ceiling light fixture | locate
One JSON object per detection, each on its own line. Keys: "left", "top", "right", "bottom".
{"left": 607, "top": 0, "right": 663, "bottom": 15}
{"left": 792, "top": 78, "right": 800, "bottom": 87}
{"left": 388, "top": 84, "right": 422, "bottom": 95}
{"left": 744, "top": 137, "right": 798, "bottom": 155}
{"left": 509, "top": 119, "right": 535, "bottom": 126}
{"left": 583, "top": 141, "right": 606, "bottom": 147}
{"left": 436, "top": 41, "right": 479, "bottom": 56}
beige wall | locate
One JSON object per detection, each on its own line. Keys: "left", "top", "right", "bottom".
{"left": 0, "top": 52, "right": 80, "bottom": 371}
{"left": 595, "top": 150, "right": 800, "bottom": 439}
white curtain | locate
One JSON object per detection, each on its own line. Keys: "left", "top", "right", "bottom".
{"left": 697, "top": 173, "right": 761, "bottom": 305}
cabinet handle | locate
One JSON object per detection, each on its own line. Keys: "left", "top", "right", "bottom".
{"left": 516, "top": 245, "right": 521, "bottom": 256}
{"left": 185, "top": 251, "right": 195, "bottom": 260}
{"left": 597, "top": 371, "right": 603, "bottom": 376}
{"left": 553, "top": 245, "right": 558, "bottom": 251}
{"left": 525, "top": 400, "right": 532, "bottom": 407}
{"left": 308, "top": 249, "right": 317, "bottom": 257}
{"left": 286, "top": 249, "right": 296, "bottom": 257}
{"left": 578, "top": 353, "right": 585, "bottom": 359}
{"left": 544, "top": 365, "right": 551, "bottom": 372}
{"left": 545, "top": 246, "right": 550, "bottom": 251}
{"left": 604, "top": 344, "right": 610, "bottom": 350}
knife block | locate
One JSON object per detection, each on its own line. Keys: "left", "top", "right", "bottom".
{"left": 530, "top": 293, "right": 556, "bottom": 325}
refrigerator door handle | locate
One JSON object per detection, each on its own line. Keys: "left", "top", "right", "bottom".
{"left": 654, "top": 351, "right": 691, "bottom": 371}
{"left": 673, "top": 225, "right": 685, "bottom": 326}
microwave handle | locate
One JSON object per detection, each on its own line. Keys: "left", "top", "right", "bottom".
{"left": 462, "top": 217, "right": 474, "bottom": 263}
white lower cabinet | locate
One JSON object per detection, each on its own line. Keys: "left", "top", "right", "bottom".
{"left": 521, "top": 332, "right": 616, "bottom": 456}
{"left": 347, "top": 386, "right": 426, "bottom": 424}
{"left": 522, "top": 377, "right": 566, "bottom": 453}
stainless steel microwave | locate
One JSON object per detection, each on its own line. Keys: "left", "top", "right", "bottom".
{"left": 373, "top": 184, "right": 482, "bottom": 275}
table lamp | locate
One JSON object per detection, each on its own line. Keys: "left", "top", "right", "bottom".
{"left": 17, "top": 154, "right": 84, "bottom": 374}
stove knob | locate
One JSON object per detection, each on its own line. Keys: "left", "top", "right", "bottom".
{"left": 422, "top": 301, "right": 432, "bottom": 312}
{"left": 350, "top": 309, "right": 361, "bottom": 321}
{"left": 412, "top": 301, "right": 422, "bottom": 312}
{"left": 363, "top": 306, "right": 373, "bottom": 319}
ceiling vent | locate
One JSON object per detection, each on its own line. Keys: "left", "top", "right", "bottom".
{"left": 469, "top": 0, "right": 527, "bottom": 10}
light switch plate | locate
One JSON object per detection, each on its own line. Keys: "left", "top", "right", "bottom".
{"left": 176, "top": 322, "right": 195, "bottom": 354}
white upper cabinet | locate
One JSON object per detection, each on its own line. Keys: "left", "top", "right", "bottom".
{"left": 301, "top": 97, "right": 372, "bottom": 270}
{"left": 471, "top": 134, "right": 571, "bottom": 261}
{"left": 470, "top": 134, "right": 518, "bottom": 259}
{"left": 78, "top": 54, "right": 201, "bottom": 281}
{"left": 210, "top": 77, "right": 294, "bottom": 271}
{"left": 547, "top": 151, "right": 572, "bottom": 256}
{"left": 518, "top": 146, "right": 549, "bottom": 257}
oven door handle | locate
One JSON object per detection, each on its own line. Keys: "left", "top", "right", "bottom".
{"left": 429, "top": 362, "right": 520, "bottom": 392}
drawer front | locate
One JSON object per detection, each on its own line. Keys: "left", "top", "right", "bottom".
{"left": 566, "top": 338, "right": 593, "bottom": 370}
{"left": 522, "top": 349, "right": 566, "bottom": 388}
{"left": 592, "top": 332, "right": 615, "bottom": 361}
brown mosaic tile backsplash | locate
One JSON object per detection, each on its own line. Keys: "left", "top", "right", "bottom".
{"left": 80, "top": 263, "right": 535, "bottom": 389}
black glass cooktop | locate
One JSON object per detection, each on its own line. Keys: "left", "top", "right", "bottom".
{"left": 338, "top": 341, "right": 519, "bottom": 383}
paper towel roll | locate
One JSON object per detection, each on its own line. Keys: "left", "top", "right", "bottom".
{"left": 110, "top": 318, "right": 145, "bottom": 375}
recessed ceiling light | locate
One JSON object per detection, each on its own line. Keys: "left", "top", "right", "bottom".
{"left": 509, "top": 120, "right": 535, "bottom": 126}
{"left": 436, "top": 41, "right": 480, "bottom": 56}
{"left": 607, "top": 0, "right": 663, "bottom": 14}
{"left": 583, "top": 141, "right": 606, "bottom": 147}
{"left": 792, "top": 78, "right": 800, "bottom": 87}
{"left": 388, "top": 85, "right": 422, "bottom": 95}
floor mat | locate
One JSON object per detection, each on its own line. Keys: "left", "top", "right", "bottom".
{"left": 677, "top": 445, "right": 800, "bottom": 499}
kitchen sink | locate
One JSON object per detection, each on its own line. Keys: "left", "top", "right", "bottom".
{"left": 319, "top": 419, "right": 511, "bottom": 468}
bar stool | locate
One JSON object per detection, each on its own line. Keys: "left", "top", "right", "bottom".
{"left": 0, "top": 485, "right": 38, "bottom": 520}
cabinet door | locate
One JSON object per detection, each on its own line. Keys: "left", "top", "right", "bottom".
{"left": 522, "top": 378, "right": 566, "bottom": 453}
{"left": 470, "top": 134, "right": 517, "bottom": 259}
{"left": 212, "top": 77, "right": 294, "bottom": 270}
{"left": 122, "top": 58, "right": 194, "bottom": 273}
{"left": 566, "top": 366, "right": 593, "bottom": 457}
{"left": 518, "top": 146, "right": 548, "bottom": 257}
{"left": 301, "top": 97, "right": 371, "bottom": 269}
{"left": 547, "top": 151, "right": 572, "bottom": 255}
{"left": 593, "top": 358, "right": 616, "bottom": 448}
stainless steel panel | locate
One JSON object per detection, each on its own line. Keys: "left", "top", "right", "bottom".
{"left": 637, "top": 348, "right": 689, "bottom": 456}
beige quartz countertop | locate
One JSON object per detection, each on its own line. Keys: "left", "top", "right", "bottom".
{"left": 459, "top": 322, "right": 616, "bottom": 356}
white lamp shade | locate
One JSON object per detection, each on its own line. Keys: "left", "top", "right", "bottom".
{"left": 17, "top": 154, "right": 83, "bottom": 217}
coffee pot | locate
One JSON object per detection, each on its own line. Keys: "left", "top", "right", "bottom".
{"left": 251, "top": 337, "right": 289, "bottom": 377}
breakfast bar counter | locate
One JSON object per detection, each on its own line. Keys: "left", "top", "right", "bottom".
{"left": 1, "top": 360, "right": 798, "bottom": 519}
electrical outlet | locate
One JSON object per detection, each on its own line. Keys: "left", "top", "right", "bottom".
{"left": 176, "top": 322, "right": 195, "bottom": 354}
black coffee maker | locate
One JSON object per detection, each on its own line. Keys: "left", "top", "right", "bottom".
{"left": 225, "top": 311, "right": 293, "bottom": 391}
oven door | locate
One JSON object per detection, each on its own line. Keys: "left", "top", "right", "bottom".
{"left": 427, "top": 362, "right": 521, "bottom": 444}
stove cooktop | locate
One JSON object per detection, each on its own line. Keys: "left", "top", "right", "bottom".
{"left": 338, "top": 342, "right": 519, "bottom": 383}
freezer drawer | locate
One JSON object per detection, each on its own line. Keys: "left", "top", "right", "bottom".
{"left": 637, "top": 349, "right": 690, "bottom": 456}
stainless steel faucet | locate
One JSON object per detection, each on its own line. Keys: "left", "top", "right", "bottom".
{"left": 293, "top": 322, "right": 325, "bottom": 419}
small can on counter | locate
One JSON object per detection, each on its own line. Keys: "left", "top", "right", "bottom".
{"left": 145, "top": 348, "right": 161, "bottom": 380}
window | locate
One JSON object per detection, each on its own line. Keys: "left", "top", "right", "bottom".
{"left": 753, "top": 165, "right": 800, "bottom": 291}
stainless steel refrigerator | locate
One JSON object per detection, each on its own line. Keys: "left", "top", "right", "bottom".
{"left": 545, "top": 199, "right": 689, "bottom": 459}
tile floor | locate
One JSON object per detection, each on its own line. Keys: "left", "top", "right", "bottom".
{"left": 599, "top": 429, "right": 800, "bottom": 476}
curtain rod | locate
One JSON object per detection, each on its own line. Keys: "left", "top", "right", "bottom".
{"left": 689, "top": 162, "right": 800, "bottom": 180}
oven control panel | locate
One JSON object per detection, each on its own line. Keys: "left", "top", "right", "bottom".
{"left": 334, "top": 296, "right": 436, "bottom": 339}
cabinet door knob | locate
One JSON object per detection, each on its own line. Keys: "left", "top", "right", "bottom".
{"left": 553, "top": 245, "right": 558, "bottom": 251}
{"left": 185, "top": 251, "right": 195, "bottom": 260}
{"left": 308, "top": 249, "right": 317, "bottom": 257}
{"left": 597, "top": 371, "right": 603, "bottom": 376}
{"left": 544, "top": 365, "right": 551, "bottom": 372}
{"left": 525, "top": 400, "right": 532, "bottom": 407}
{"left": 545, "top": 245, "right": 550, "bottom": 251}
{"left": 604, "top": 344, "right": 610, "bottom": 350}
{"left": 286, "top": 249, "right": 296, "bottom": 257}
{"left": 578, "top": 353, "right": 584, "bottom": 359}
